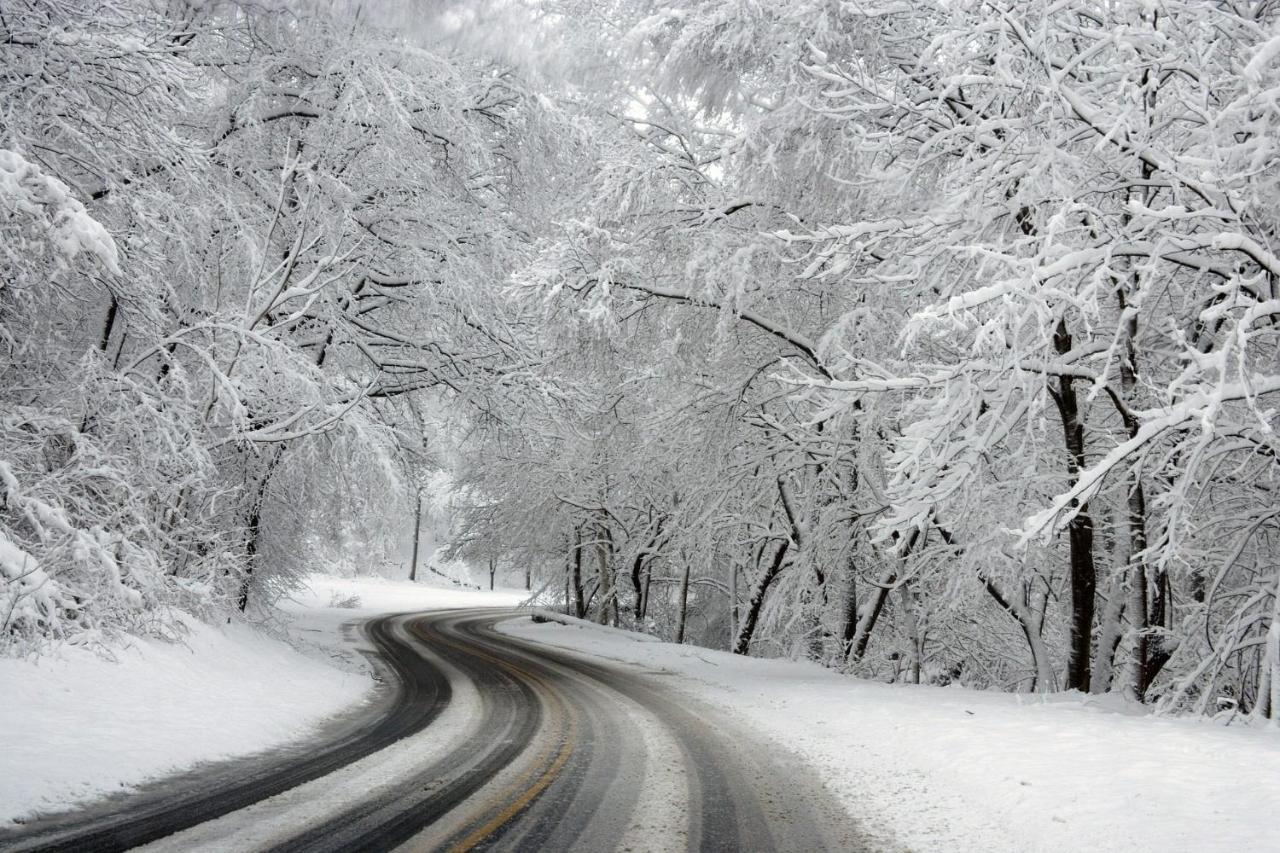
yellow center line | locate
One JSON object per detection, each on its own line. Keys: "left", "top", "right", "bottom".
{"left": 438, "top": 634, "right": 567, "bottom": 811}
{"left": 448, "top": 708, "right": 578, "bottom": 853}
{"left": 409, "top": 620, "right": 580, "bottom": 853}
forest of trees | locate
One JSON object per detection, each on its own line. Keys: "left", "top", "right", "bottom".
{"left": 3, "top": 0, "right": 1279, "bottom": 720}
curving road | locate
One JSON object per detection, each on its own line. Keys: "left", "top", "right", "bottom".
{"left": 0, "top": 609, "right": 865, "bottom": 852}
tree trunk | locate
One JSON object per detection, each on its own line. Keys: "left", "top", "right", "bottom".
{"left": 729, "top": 559, "right": 739, "bottom": 650}
{"left": 848, "top": 568, "right": 894, "bottom": 664}
{"left": 1256, "top": 587, "right": 1279, "bottom": 720}
{"left": 983, "top": 575, "right": 1055, "bottom": 692}
{"left": 675, "top": 559, "right": 691, "bottom": 644}
{"left": 807, "top": 565, "right": 828, "bottom": 662}
{"left": 99, "top": 294, "right": 119, "bottom": 354}
{"left": 733, "top": 540, "right": 789, "bottom": 655}
{"left": 630, "top": 516, "right": 663, "bottom": 624}
{"left": 848, "top": 528, "right": 921, "bottom": 664}
{"left": 239, "top": 500, "right": 263, "bottom": 612}
{"left": 899, "top": 582, "right": 924, "bottom": 684}
{"left": 840, "top": 556, "right": 858, "bottom": 649}
{"left": 1091, "top": 561, "right": 1127, "bottom": 693}
{"left": 409, "top": 490, "right": 422, "bottom": 582}
{"left": 571, "top": 527, "right": 585, "bottom": 619}
{"left": 640, "top": 560, "right": 653, "bottom": 621}
{"left": 594, "top": 521, "right": 615, "bottom": 626}
{"left": 1112, "top": 280, "right": 1167, "bottom": 698}
{"left": 1052, "top": 319, "right": 1097, "bottom": 692}
{"left": 629, "top": 552, "right": 645, "bottom": 623}
{"left": 488, "top": 556, "right": 495, "bottom": 591}
{"left": 237, "top": 445, "right": 284, "bottom": 612}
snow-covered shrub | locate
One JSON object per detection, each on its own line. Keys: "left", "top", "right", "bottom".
{"left": 327, "top": 591, "right": 362, "bottom": 609}
{"left": 0, "top": 357, "right": 247, "bottom": 650}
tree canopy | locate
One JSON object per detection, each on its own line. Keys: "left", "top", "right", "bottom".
{"left": 3, "top": 0, "right": 1279, "bottom": 720}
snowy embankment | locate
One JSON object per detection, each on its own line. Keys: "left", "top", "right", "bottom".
{"left": 0, "top": 574, "right": 526, "bottom": 826}
{"left": 501, "top": 615, "right": 1280, "bottom": 853}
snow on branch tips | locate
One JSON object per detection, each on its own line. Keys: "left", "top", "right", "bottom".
{"left": 0, "top": 149, "right": 121, "bottom": 275}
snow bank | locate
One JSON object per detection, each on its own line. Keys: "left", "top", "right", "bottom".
{"left": 501, "top": 616, "right": 1280, "bottom": 853}
{"left": 0, "top": 613, "right": 370, "bottom": 825}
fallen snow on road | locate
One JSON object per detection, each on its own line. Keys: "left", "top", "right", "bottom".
{"left": 0, "top": 574, "right": 527, "bottom": 826}
{"left": 500, "top": 614, "right": 1280, "bottom": 853}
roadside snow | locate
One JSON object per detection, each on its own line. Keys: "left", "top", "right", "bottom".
{"left": 0, "top": 574, "right": 528, "bottom": 826}
{"left": 12, "top": 572, "right": 1261, "bottom": 852}
{"left": 500, "top": 615, "right": 1280, "bottom": 853}
{"left": 0, "top": 613, "right": 369, "bottom": 825}
{"left": 285, "top": 574, "right": 528, "bottom": 617}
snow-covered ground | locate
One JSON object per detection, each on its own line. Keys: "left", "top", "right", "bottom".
{"left": 285, "top": 573, "right": 527, "bottom": 617}
{"left": 7, "top": 573, "right": 1275, "bottom": 852}
{"left": 0, "top": 574, "right": 527, "bottom": 826}
{"left": 501, "top": 614, "right": 1280, "bottom": 853}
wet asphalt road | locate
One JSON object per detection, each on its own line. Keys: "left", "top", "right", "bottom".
{"left": 0, "top": 609, "right": 864, "bottom": 852}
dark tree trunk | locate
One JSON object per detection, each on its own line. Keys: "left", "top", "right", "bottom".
{"left": 807, "top": 564, "right": 829, "bottom": 661}
{"left": 1064, "top": 510, "right": 1096, "bottom": 692}
{"left": 409, "top": 490, "right": 422, "bottom": 582}
{"left": 1110, "top": 251, "right": 1169, "bottom": 698}
{"left": 1125, "top": 65, "right": 1172, "bottom": 699}
{"left": 99, "top": 294, "right": 119, "bottom": 353}
{"left": 841, "top": 557, "right": 858, "bottom": 649}
{"left": 733, "top": 540, "right": 789, "bottom": 655}
{"left": 571, "top": 527, "right": 585, "bottom": 619}
{"left": 849, "top": 574, "right": 893, "bottom": 663}
{"left": 1144, "top": 570, "right": 1173, "bottom": 693}
{"left": 238, "top": 451, "right": 282, "bottom": 612}
{"left": 640, "top": 560, "right": 653, "bottom": 621}
{"left": 1130, "top": 475, "right": 1163, "bottom": 696}
{"left": 629, "top": 518, "right": 665, "bottom": 625}
{"left": 111, "top": 329, "right": 129, "bottom": 370}
{"left": 239, "top": 497, "right": 264, "bottom": 611}
{"left": 847, "top": 528, "right": 920, "bottom": 664}
{"left": 729, "top": 559, "right": 739, "bottom": 648}
{"left": 1052, "top": 319, "right": 1097, "bottom": 692}
{"left": 629, "top": 552, "right": 645, "bottom": 620}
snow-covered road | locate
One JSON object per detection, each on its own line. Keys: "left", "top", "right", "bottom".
{"left": 2, "top": 609, "right": 862, "bottom": 852}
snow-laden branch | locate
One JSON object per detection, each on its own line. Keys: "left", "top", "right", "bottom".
{"left": 1020, "top": 374, "right": 1280, "bottom": 542}
{"left": 613, "top": 280, "right": 833, "bottom": 380}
